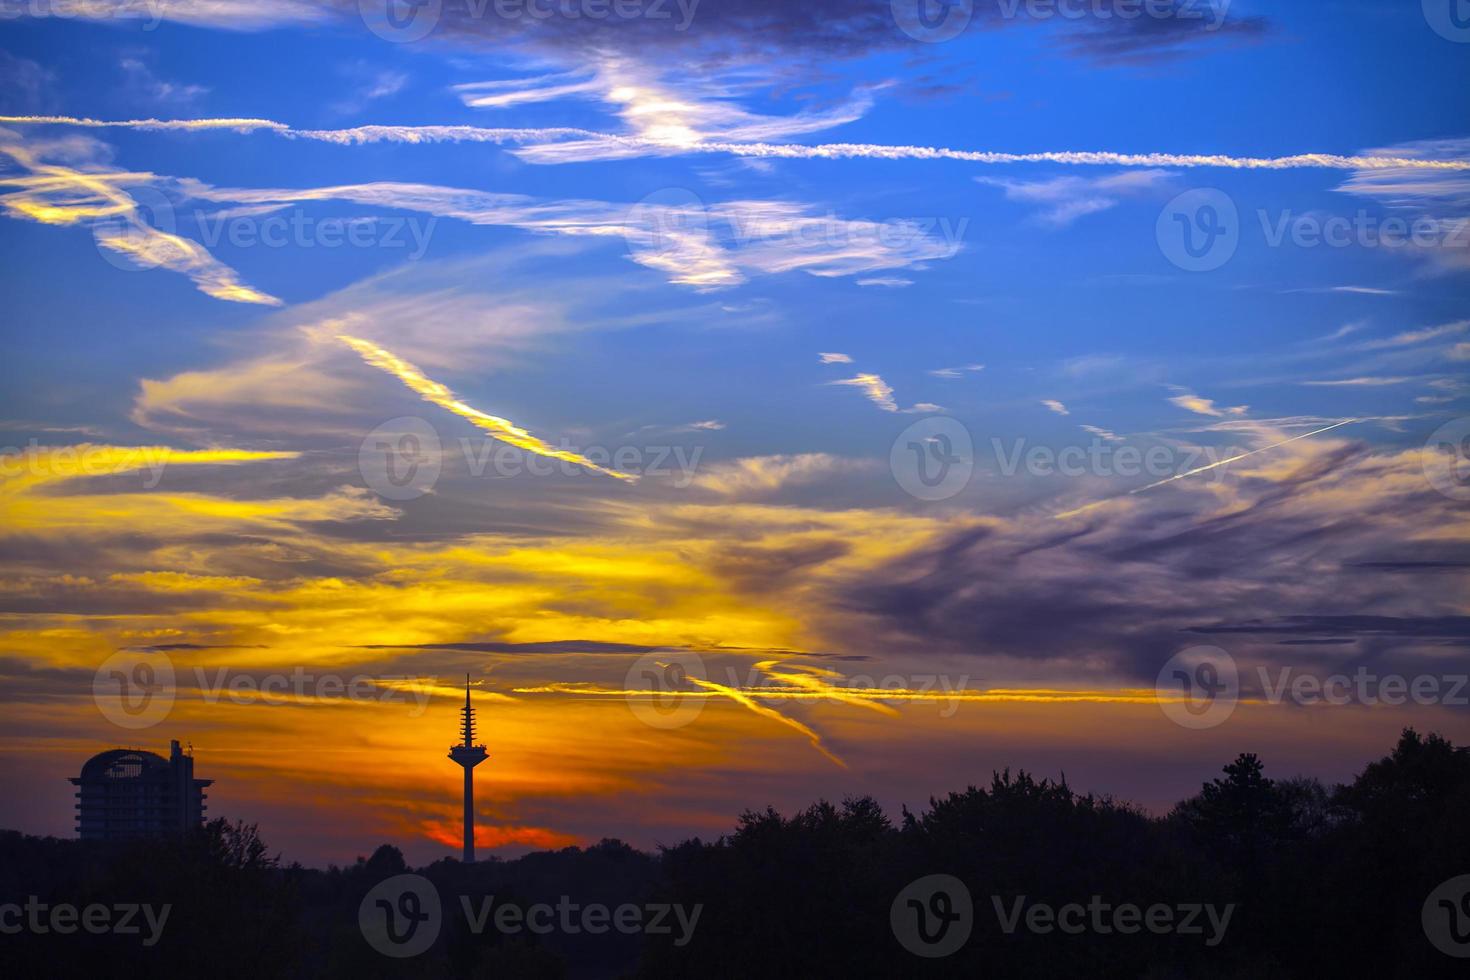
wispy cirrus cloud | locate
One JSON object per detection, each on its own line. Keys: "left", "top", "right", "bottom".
{"left": 337, "top": 332, "right": 638, "bottom": 481}
{"left": 1167, "top": 391, "right": 1247, "bottom": 417}
{"left": 0, "top": 129, "right": 279, "bottom": 304}
{"left": 976, "top": 168, "right": 1175, "bottom": 225}
{"left": 929, "top": 363, "right": 984, "bottom": 379}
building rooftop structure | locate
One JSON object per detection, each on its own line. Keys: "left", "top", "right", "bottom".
{"left": 70, "top": 739, "right": 212, "bottom": 841}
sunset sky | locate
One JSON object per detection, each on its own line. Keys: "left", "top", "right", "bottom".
{"left": 1, "top": 1, "right": 1467, "bottom": 867}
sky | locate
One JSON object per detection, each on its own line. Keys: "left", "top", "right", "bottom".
{"left": 0, "top": 0, "right": 1468, "bottom": 867}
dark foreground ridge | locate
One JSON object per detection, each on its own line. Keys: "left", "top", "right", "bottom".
{"left": 2, "top": 728, "right": 1468, "bottom": 979}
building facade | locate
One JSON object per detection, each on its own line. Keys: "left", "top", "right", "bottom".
{"left": 70, "top": 740, "right": 212, "bottom": 841}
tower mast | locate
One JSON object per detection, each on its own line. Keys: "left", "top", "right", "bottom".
{"left": 447, "top": 674, "right": 488, "bottom": 862}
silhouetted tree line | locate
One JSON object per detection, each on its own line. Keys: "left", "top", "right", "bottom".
{"left": 2, "top": 728, "right": 1467, "bottom": 978}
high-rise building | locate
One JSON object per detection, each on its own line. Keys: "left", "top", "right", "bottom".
{"left": 447, "top": 675, "right": 488, "bottom": 863}
{"left": 70, "top": 740, "right": 212, "bottom": 841}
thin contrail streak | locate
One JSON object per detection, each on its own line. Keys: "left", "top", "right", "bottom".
{"left": 338, "top": 334, "right": 637, "bottom": 481}
{"left": 3, "top": 115, "right": 1467, "bottom": 171}
{"left": 1056, "top": 418, "right": 1360, "bottom": 518}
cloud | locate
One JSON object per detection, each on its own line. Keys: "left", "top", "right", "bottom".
{"left": 929, "top": 363, "right": 984, "bottom": 379}
{"left": 8, "top": 115, "right": 1470, "bottom": 172}
{"left": 0, "top": 53, "right": 57, "bottom": 114}
{"left": 172, "top": 176, "right": 961, "bottom": 291}
{"left": 1168, "top": 392, "right": 1247, "bottom": 417}
{"left": 337, "top": 332, "right": 638, "bottom": 481}
{"left": 1041, "top": 399, "right": 1070, "bottom": 416}
{"left": 830, "top": 374, "right": 897, "bottom": 412}
{"left": 692, "top": 454, "right": 868, "bottom": 498}
{"left": 119, "top": 57, "right": 209, "bottom": 106}
{"left": 829, "top": 430, "right": 1468, "bottom": 687}
{"left": 1335, "top": 138, "right": 1470, "bottom": 274}
{"left": 1051, "top": 0, "right": 1269, "bottom": 65}
{"left": 10, "top": 0, "right": 327, "bottom": 30}
{"left": 976, "top": 169, "right": 1176, "bottom": 225}
{"left": 1300, "top": 377, "right": 1415, "bottom": 387}
{"left": 1080, "top": 424, "right": 1124, "bottom": 442}
{"left": 331, "top": 63, "right": 411, "bottom": 115}
{"left": 0, "top": 130, "right": 279, "bottom": 305}
{"left": 1358, "top": 320, "right": 1468, "bottom": 350}
{"left": 818, "top": 352, "right": 852, "bottom": 364}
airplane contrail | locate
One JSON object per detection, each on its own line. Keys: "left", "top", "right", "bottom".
{"left": 1056, "top": 418, "right": 1360, "bottom": 518}
{"left": 338, "top": 334, "right": 637, "bottom": 481}
{"left": 3, "top": 115, "right": 1469, "bottom": 171}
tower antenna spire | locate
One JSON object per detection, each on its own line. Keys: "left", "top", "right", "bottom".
{"left": 448, "top": 674, "right": 488, "bottom": 862}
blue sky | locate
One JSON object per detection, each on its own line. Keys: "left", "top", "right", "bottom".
{"left": 0, "top": 1, "right": 1468, "bottom": 864}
